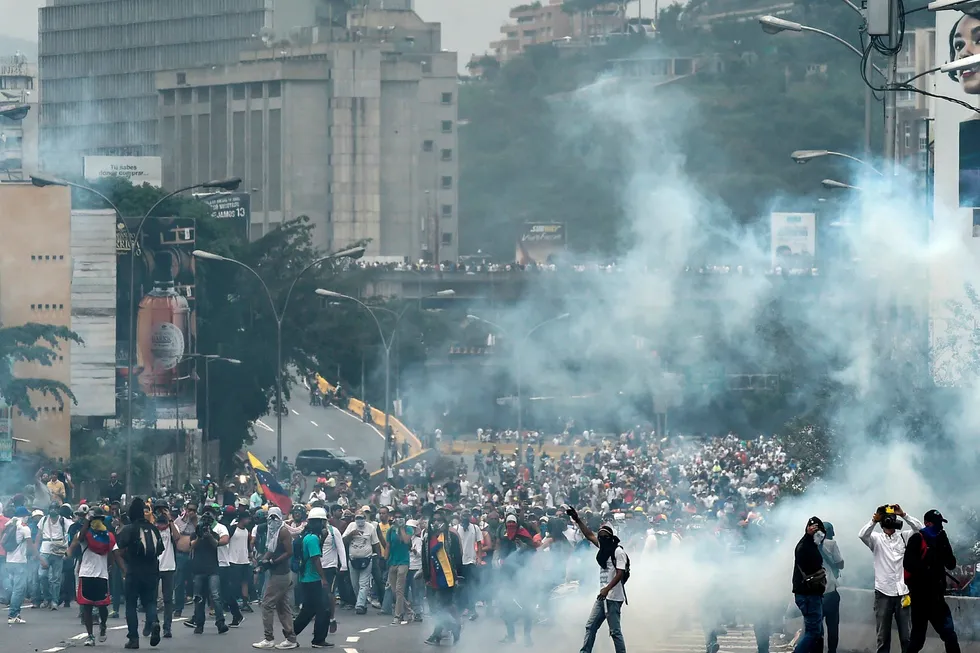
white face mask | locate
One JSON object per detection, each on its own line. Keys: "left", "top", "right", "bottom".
{"left": 813, "top": 531, "right": 826, "bottom": 545}
{"left": 452, "top": 518, "right": 460, "bottom": 527}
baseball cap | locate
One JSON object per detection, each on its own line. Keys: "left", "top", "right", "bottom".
{"left": 505, "top": 514, "right": 518, "bottom": 524}
{"left": 924, "top": 509, "right": 948, "bottom": 524}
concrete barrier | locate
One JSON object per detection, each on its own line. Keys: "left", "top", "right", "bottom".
{"left": 829, "top": 588, "right": 979, "bottom": 652}
{"left": 315, "top": 375, "right": 423, "bottom": 455}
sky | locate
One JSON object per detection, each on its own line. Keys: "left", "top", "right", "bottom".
{"left": 3, "top": 0, "right": 513, "bottom": 70}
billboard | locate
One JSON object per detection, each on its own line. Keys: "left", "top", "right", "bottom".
{"left": 516, "top": 222, "right": 566, "bottom": 265}
{"left": 84, "top": 156, "right": 162, "bottom": 188}
{"left": 116, "top": 216, "right": 198, "bottom": 431}
{"left": 202, "top": 192, "right": 250, "bottom": 238}
{"left": 770, "top": 212, "right": 815, "bottom": 269}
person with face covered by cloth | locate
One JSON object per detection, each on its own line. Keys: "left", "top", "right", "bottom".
{"left": 116, "top": 498, "right": 165, "bottom": 649}
{"left": 151, "top": 499, "right": 180, "bottom": 639}
{"left": 859, "top": 504, "right": 924, "bottom": 653}
{"left": 903, "top": 510, "right": 960, "bottom": 653}
{"left": 421, "top": 508, "right": 464, "bottom": 646}
{"left": 792, "top": 517, "right": 828, "bottom": 653}
{"left": 253, "top": 507, "right": 298, "bottom": 650}
{"left": 497, "top": 513, "right": 539, "bottom": 645}
{"left": 66, "top": 507, "right": 123, "bottom": 647}
{"left": 566, "top": 505, "right": 628, "bottom": 653}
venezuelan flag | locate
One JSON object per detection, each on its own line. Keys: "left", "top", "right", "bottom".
{"left": 247, "top": 452, "right": 292, "bottom": 514}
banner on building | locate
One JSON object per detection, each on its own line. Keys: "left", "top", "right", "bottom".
{"left": 116, "top": 216, "right": 198, "bottom": 430}
{"left": 516, "top": 222, "right": 566, "bottom": 265}
{"left": 0, "top": 407, "right": 11, "bottom": 462}
{"left": 770, "top": 212, "right": 815, "bottom": 269}
{"left": 84, "top": 156, "right": 162, "bottom": 188}
{"left": 202, "top": 192, "right": 250, "bottom": 237}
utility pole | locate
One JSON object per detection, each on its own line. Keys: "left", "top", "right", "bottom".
{"left": 881, "top": 0, "right": 899, "bottom": 174}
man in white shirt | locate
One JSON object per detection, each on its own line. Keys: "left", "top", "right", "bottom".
{"left": 4, "top": 507, "right": 34, "bottom": 623}
{"left": 36, "top": 502, "right": 71, "bottom": 609}
{"left": 342, "top": 508, "right": 381, "bottom": 614}
{"left": 453, "top": 517, "right": 483, "bottom": 619}
{"left": 217, "top": 508, "right": 246, "bottom": 627}
{"left": 859, "top": 504, "right": 923, "bottom": 653}
{"left": 378, "top": 483, "right": 395, "bottom": 508}
{"left": 320, "top": 518, "right": 347, "bottom": 633}
{"left": 152, "top": 499, "right": 180, "bottom": 638}
{"left": 567, "top": 507, "right": 627, "bottom": 653}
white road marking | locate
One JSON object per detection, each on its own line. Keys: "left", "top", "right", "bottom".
{"left": 359, "top": 627, "right": 377, "bottom": 633}
{"left": 340, "top": 447, "right": 346, "bottom": 453}
{"left": 345, "top": 649, "right": 359, "bottom": 653}
{"left": 327, "top": 433, "right": 335, "bottom": 440}
{"left": 256, "top": 419, "right": 274, "bottom": 432}
{"left": 110, "top": 625, "right": 128, "bottom": 630}
{"left": 310, "top": 420, "right": 319, "bottom": 427}
{"left": 303, "top": 377, "right": 310, "bottom": 390}
{"left": 42, "top": 648, "right": 66, "bottom": 653}
{"left": 72, "top": 633, "right": 89, "bottom": 640}
{"left": 291, "top": 409, "right": 299, "bottom": 415}
{"left": 333, "top": 406, "right": 385, "bottom": 441}
{"left": 347, "top": 636, "right": 360, "bottom": 642}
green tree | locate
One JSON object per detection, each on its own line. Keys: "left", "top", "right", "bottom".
{"left": 0, "top": 323, "right": 83, "bottom": 418}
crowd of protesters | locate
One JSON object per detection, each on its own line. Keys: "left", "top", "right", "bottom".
{"left": 354, "top": 259, "right": 821, "bottom": 277}
{"left": 0, "top": 428, "right": 969, "bottom": 653}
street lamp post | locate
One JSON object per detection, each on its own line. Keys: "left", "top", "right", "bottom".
{"left": 32, "top": 173, "right": 242, "bottom": 498}
{"left": 822, "top": 178, "right": 863, "bottom": 191}
{"left": 790, "top": 150, "right": 885, "bottom": 176}
{"left": 180, "top": 353, "right": 241, "bottom": 480}
{"left": 193, "top": 246, "right": 366, "bottom": 477}
{"left": 315, "top": 288, "right": 455, "bottom": 470}
{"left": 466, "top": 313, "right": 570, "bottom": 435}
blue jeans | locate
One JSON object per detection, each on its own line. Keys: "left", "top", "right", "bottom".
{"left": 0, "top": 556, "right": 7, "bottom": 603}
{"left": 125, "top": 571, "right": 159, "bottom": 641}
{"left": 39, "top": 553, "right": 64, "bottom": 605}
{"left": 350, "top": 563, "right": 371, "bottom": 610}
{"left": 7, "top": 562, "right": 27, "bottom": 618}
{"left": 174, "top": 552, "right": 191, "bottom": 612}
{"left": 193, "top": 573, "right": 225, "bottom": 627}
{"left": 580, "top": 598, "right": 626, "bottom": 653}
{"left": 794, "top": 594, "right": 824, "bottom": 653}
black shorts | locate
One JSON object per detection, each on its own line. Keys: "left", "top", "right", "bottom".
{"left": 77, "top": 577, "right": 110, "bottom": 606}
{"left": 323, "top": 567, "right": 337, "bottom": 592}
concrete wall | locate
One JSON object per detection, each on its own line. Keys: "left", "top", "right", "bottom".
{"left": 0, "top": 182, "right": 72, "bottom": 458}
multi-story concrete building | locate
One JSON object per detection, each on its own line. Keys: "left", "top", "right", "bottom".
{"left": 155, "top": 5, "right": 459, "bottom": 261}
{"left": 0, "top": 182, "right": 73, "bottom": 459}
{"left": 37, "top": 0, "right": 326, "bottom": 173}
{"left": 0, "top": 55, "right": 38, "bottom": 180}
{"left": 489, "top": 0, "right": 627, "bottom": 63}
{"left": 895, "top": 27, "right": 936, "bottom": 182}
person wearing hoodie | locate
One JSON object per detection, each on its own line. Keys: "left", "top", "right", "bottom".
{"left": 903, "top": 510, "right": 960, "bottom": 653}
{"left": 792, "top": 516, "right": 828, "bottom": 653}
{"left": 116, "top": 497, "right": 164, "bottom": 649}
{"left": 819, "top": 522, "right": 845, "bottom": 653}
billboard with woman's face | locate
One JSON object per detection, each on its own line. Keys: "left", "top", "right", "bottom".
{"left": 949, "top": 10, "right": 980, "bottom": 211}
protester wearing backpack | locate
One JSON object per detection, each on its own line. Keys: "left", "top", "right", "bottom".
{"left": 292, "top": 506, "right": 332, "bottom": 648}
{"left": 36, "top": 502, "right": 71, "bottom": 610}
{"left": 903, "top": 510, "right": 960, "bottom": 653}
{"left": 3, "top": 507, "right": 34, "bottom": 624}
{"left": 116, "top": 498, "right": 165, "bottom": 649}
{"left": 565, "top": 505, "right": 627, "bottom": 653}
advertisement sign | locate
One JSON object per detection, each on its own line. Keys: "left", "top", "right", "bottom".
{"left": 116, "top": 216, "right": 198, "bottom": 430}
{"left": 770, "top": 212, "right": 815, "bottom": 269}
{"left": 84, "top": 156, "right": 162, "bottom": 188}
{"left": 202, "top": 193, "right": 250, "bottom": 237}
{"left": 516, "top": 222, "right": 566, "bottom": 265}
{"left": 0, "top": 407, "right": 11, "bottom": 462}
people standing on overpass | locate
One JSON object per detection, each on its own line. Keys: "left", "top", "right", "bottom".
{"left": 859, "top": 504, "right": 923, "bottom": 653}
{"left": 903, "top": 510, "right": 960, "bottom": 653}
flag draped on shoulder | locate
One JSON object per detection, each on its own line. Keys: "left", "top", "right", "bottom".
{"left": 247, "top": 451, "right": 292, "bottom": 514}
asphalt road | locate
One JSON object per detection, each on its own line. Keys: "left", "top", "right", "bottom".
{"left": 249, "top": 385, "right": 387, "bottom": 474}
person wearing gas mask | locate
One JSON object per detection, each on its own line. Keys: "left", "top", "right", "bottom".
{"left": 565, "top": 504, "right": 628, "bottom": 653}
{"left": 421, "top": 508, "right": 463, "bottom": 646}
{"left": 187, "top": 503, "right": 230, "bottom": 635}
{"left": 903, "top": 510, "right": 960, "bottom": 653}
{"left": 252, "top": 507, "right": 297, "bottom": 650}
{"left": 342, "top": 507, "right": 380, "bottom": 615}
{"left": 152, "top": 498, "right": 180, "bottom": 639}
{"left": 793, "top": 517, "right": 828, "bottom": 653}
{"left": 859, "top": 504, "right": 924, "bottom": 653}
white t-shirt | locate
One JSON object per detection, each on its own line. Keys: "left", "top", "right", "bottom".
{"left": 454, "top": 524, "right": 482, "bottom": 566}
{"left": 409, "top": 535, "right": 422, "bottom": 571}
{"left": 5, "top": 519, "right": 32, "bottom": 563}
{"left": 38, "top": 515, "right": 70, "bottom": 555}
{"left": 599, "top": 546, "right": 628, "bottom": 603}
{"left": 158, "top": 527, "right": 176, "bottom": 572}
{"left": 343, "top": 520, "right": 379, "bottom": 559}
{"left": 79, "top": 541, "right": 119, "bottom": 579}
{"left": 227, "top": 523, "right": 250, "bottom": 565}
{"left": 213, "top": 523, "right": 232, "bottom": 567}
{"left": 320, "top": 525, "right": 347, "bottom": 571}
{"left": 379, "top": 487, "right": 395, "bottom": 507}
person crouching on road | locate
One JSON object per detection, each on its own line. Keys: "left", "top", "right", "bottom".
{"left": 903, "top": 510, "right": 960, "bottom": 653}
{"left": 793, "top": 517, "right": 828, "bottom": 653}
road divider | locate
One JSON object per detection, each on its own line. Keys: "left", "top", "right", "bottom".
{"left": 316, "top": 374, "right": 423, "bottom": 454}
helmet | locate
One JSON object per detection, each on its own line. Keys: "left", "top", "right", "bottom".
{"left": 308, "top": 507, "right": 328, "bottom": 520}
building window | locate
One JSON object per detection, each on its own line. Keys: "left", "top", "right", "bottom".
{"left": 441, "top": 204, "right": 453, "bottom": 218}
{"left": 441, "top": 92, "right": 453, "bottom": 105}
{"left": 904, "top": 124, "right": 912, "bottom": 150}
{"left": 198, "top": 87, "right": 210, "bottom": 102}
{"left": 250, "top": 82, "right": 264, "bottom": 98}
{"left": 268, "top": 81, "right": 281, "bottom": 98}
{"left": 422, "top": 60, "right": 432, "bottom": 73}
{"left": 441, "top": 120, "right": 453, "bottom": 133}
{"left": 179, "top": 88, "right": 192, "bottom": 103}
{"left": 232, "top": 84, "right": 246, "bottom": 100}
{"left": 176, "top": 72, "right": 186, "bottom": 85}
{"left": 422, "top": 140, "right": 434, "bottom": 152}
{"left": 162, "top": 90, "right": 175, "bottom": 106}
{"left": 441, "top": 148, "right": 453, "bottom": 161}
{"left": 441, "top": 176, "right": 453, "bottom": 189}
{"left": 919, "top": 136, "right": 928, "bottom": 152}
{"left": 441, "top": 232, "right": 454, "bottom": 246}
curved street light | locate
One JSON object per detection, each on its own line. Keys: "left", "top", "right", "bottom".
{"left": 821, "top": 178, "right": 863, "bottom": 191}
{"left": 179, "top": 353, "right": 241, "bottom": 480}
{"left": 315, "top": 288, "right": 455, "bottom": 470}
{"left": 193, "top": 245, "right": 366, "bottom": 475}
{"left": 32, "top": 173, "right": 241, "bottom": 497}
{"left": 466, "top": 313, "right": 570, "bottom": 435}
{"left": 758, "top": 16, "right": 886, "bottom": 78}
{"left": 790, "top": 150, "right": 884, "bottom": 176}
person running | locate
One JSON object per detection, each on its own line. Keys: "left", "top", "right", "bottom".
{"left": 292, "top": 506, "right": 331, "bottom": 649}
{"left": 67, "top": 507, "right": 124, "bottom": 647}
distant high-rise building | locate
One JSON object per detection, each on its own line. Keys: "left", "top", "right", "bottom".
{"left": 0, "top": 54, "right": 38, "bottom": 180}
{"left": 37, "top": 0, "right": 326, "bottom": 173}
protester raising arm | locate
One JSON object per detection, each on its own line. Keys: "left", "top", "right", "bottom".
{"left": 564, "top": 505, "right": 599, "bottom": 547}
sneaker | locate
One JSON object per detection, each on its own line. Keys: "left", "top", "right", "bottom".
{"left": 231, "top": 615, "right": 245, "bottom": 628}
{"left": 99, "top": 622, "right": 108, "bottom": 642}
{"left": 354, "top": 607, "right": 366, "bottom": 615}
{"left": 124, "top": 639, "right": 140, "bottom": 650}
{"left": 252, "top": 640, "right": 277, "bottom": 650}
{"left": 468, "top": 612, "right": 479, "bottom": 621}
{"left": 423, "top": 636, "right": 440, "bottom": 646}
{"left": 193, "top": 626, "right": 204, "bottom": 635}
{"left": 241, "top": 602, "right": 254, "bottom": 613}
{"left": 274, "top": 642, "right": 300, "bottom": 650}
{"left": 150, "top": 623, "right": 161, "bottom": 647}
{"left": 7, "top": 616, "right": 26, "bottom": 624}
{"left": 111, "top": 611, "right": 120, "bottom": 619}
{"left": 391, "top": 617, "right": 400, "bottom": 626}
{"left": 143, "top": 624, "right": 152, "bottom": 637}
{"left": 311, "top": 642, "right": 334, "bottom": 648}
{"left": 173, "top": 611, "right": 182, "bottom": 619}
{"left": 217, "top": 622, "right": 230, "bottom": 634}
{"left": 329, "top": 620, "right": 338, "bottom": 634}
{"left": 84, "top": 636, "right": 96, "bottom": 647}
{"left": 163, "top": 629, "right": 172, "bottom": 639}
{"left": 184, "top": 619, "right": 198, "bottom": 628}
